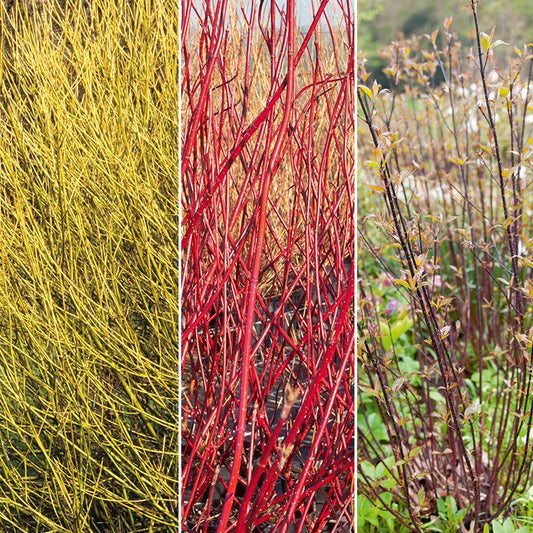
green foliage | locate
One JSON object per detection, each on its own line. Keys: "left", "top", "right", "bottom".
{"left": 488, "top": 517, "right": 530, "bottom": 533}
{"left": 509, "top": 485, "right": 533, "bottom": 529}
{"left": 380, "top": 314, "right": 414, "bottom": 352}
{"left": 357, "top": 493, "right": 411, "bottom": 533}
{"left": 424, "top": 497, "right": 471, "bottom": 533}
{"left": 357, "top": 457, "right": 411, "bottom": 533}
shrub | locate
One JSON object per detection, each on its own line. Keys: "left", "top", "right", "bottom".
{"left": 181, "top": 0, "right": 354, "bottom": 531}
{"left": 0, "top": 1, "right": 180, "bottom": 530}
{"left": 358, "top": 2, "right": 533, "bottom": 531}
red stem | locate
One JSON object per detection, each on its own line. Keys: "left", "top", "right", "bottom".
{"left": 215, "top": 1, "right": 296, "bottom": 530}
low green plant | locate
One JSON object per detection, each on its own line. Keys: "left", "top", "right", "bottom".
{"left": 486, "top": 517, "right": 530, "bottom": 533}
{"left": 424, "top": 497, "right": 472, "bottom": 533}
{"left": 358, "top": 456, "right": 412, "bottom": 533}
{"left": 510, "top": 485, "right": 533, "bottom": 529}
{"left": 357, "top": 493, "right": 411, "bottom": 533}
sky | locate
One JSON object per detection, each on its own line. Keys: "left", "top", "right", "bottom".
{"left": 295, "top": 0, "right": 345, "bottom": 29}
{"left": 187, "top": 1, "right": 348, "bottom": 31}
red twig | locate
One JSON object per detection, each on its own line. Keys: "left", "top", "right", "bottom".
{"left": 216, "top": 1, "right": 296, "bottom": 530}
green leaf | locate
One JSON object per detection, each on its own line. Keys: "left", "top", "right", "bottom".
{"left": 368, "top": 413, "right": 389, "bottom": 443}
{"left": 360, "top": 460, "right": 376, "bottom": 480}
{"left": 429, "top": 390, "right": 445, "bottom": 403}
{"left": 504, "top": 517, "right": 514, "bottom": 533}
{"left": 492, "top": 519, "right": 505, "bottom": 533}
{"left": 380, "top": 316, "right": 413, "bottom": 351}
{"left": 437, "top": 497, "right": 446, "bottom": 516}
{"left": 357, "top": 495, "right": 381, "bottom": 528}
{"left": 390, "top": 316, "right": 414, "bottom": 343}
{"left": 398, "top": 357, "right": 419, "bottom": 376}
{"left": 449, "top": 496, "right": 458, "bottom": 516}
